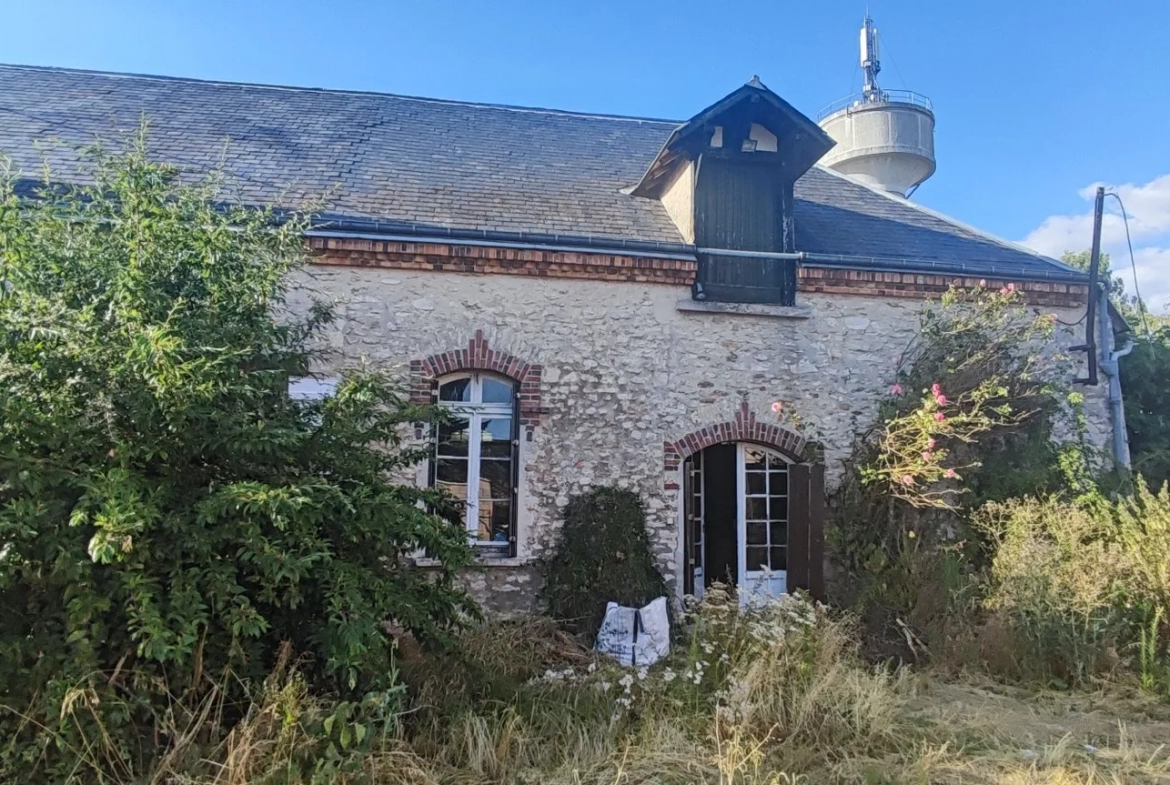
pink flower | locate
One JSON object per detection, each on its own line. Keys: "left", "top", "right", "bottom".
{"left": 935, "top": 394, "right": 948, "bottom": 406}
{"left": 945, "top": 468, "right": 957, "bottom": 479}
{"left": 931, "top": 383, "right": 941, "bottom": 397}
{"left": 999, "top": 287, "right": 1009, "bottom": 295}
{"left": 979, "top": 279, "right": 987, "bottom": 287}
{"left": 771, "top": 401, "right": 783, "bottom": 413}
{"left": 927, "top": 438, "right": 936, "bottom": 449}
{"left": 899, "top": 474, "right": 915, "bottom": 486}
{"left": 891, "top": 384, "right": 904, "bottom": 396}
{"left": 934, "top": 412, "right": 946, "bottom": 422}
{"left": 1048, "top": 313, "right": 1058, "bottom": 324}
{"left": 921, "top": 451, "right": 933, "bottom": 461}
{"left": 1007, "top": 282, "right": 1016, "bottom": 292}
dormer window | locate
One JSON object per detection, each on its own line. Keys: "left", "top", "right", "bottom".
{"left": 630, "top": 78, "right": 836, "bottom": 307}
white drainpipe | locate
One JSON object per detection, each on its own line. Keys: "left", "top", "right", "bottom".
{"left": 1097, "top": 289, "right": 1134, "bottom": 468}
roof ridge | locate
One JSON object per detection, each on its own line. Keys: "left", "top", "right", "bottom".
{"left": 810, "top": 164, "right": 1079, "bottom": 274}
{"left": 0, "top": 62, "right": 684, "bottom": 127}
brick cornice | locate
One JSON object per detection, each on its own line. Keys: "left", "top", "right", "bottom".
{"left": 797, "top": 267, "right": 1087, "bottom": 308}
{"left": 309, "top": 237, "right": 1088, "bottom": 307}
{"left": 409, "top": 330, "right": 545, "bottom": 428}
{"left": 663, "top": 403, "right": 807, "bottom": 488}
{"left": 309, "top": 237, "right": 695, "bottom": 286}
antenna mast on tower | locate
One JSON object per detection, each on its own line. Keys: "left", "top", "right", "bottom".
{"left": 816, "top": 14, "right": 937, "bottom": 197}
{"left": 860, "top": 16, "right": 882, "bottom": 101}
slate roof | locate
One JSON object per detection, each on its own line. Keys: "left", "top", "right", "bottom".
{"left": 0, "top": 63, "right": 1081, "bottom": 281}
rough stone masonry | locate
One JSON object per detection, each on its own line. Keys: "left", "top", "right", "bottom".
{"left": 289, "top": 260, "right": 1112, "bottom": 617}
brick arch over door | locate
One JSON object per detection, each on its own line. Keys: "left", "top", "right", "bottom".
{"left": 409, "top": 330, "right": 545, "bottom": 428}
{"left": 663, "top": 402, "right": 806, "bottom": 484}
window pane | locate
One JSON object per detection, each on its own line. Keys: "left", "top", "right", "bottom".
{"left": 437, "top": 418, "right": 470, "bottom": 456}
{"left": 747, "top": 521, "right": 767, "bottom": 545}
{"left": 746, "top": 497, "right": 768, "bottom": 520}
{"left": 744, "top": 447, "right": 768, "bottom": 471}
{"left": 479, "top": 418, "right": 513, "bottom": 458}
{"left": 482, "top": 377, "right": 515, "bottom": 404}
{"left": 475, "top": 500, "right": 512, "bottom": 545}
{"left": 439, "top": 378, "right": 472, "bottom": 402}
{"left": 769, "top": 470, "right": 788, "bottom": 496}
{"left": 769, "top": 497, "right": 788, "bottom": 521}
{"left": 770, "top": 521, "right": 788, "bottom": 546}
{"left": 436, "top": 459, "right": 469, "bottom": 502}
{"left": 770, "top": 546, "right": 787, "bottom": 571}
{"left": 479, "top": 458, "right": 513, "bottom": 499}
{"left": 746, "top": 546, "right": 767, "bottom": 571}
{"left": 745, "top": 472, "right": 766, "bottom": 495}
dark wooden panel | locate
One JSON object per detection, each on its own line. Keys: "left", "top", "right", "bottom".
{"left": 695, "top": 156, "right": 780, "bottom": 251}
{"left": 682, "top": 456, "right": 695, "bottom": 597}
{"left": 787, "top": 463, "right": 811, "bottom": 593}
{"left": 808, "top": 463, "right": 826, "bottom": 602}
{"left": 704, "top": 444, "right": 738, "bottom": 587}
{"left": 694, "top": 155, "right": 796, "bottom": 305}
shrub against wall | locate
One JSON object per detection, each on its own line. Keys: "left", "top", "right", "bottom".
{"left": 541, "top": 487, "right": 667, "bottom": 636}
{"left": 0, "top": 134, "right": 475, "bottom": 781}
{"left": 973, "top": 481, "right": 1170, "bottom": 688}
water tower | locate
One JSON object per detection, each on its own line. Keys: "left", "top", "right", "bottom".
{"left": 817, "top": 17, "right": 936, "bottom": 197}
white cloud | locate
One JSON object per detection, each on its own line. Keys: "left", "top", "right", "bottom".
{"left": 1021, "top": 172, "right": 1170, "bottom": 312}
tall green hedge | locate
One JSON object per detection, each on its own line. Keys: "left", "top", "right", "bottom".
{"left": 541, "top": 487, "right": 668, "bottom": 636}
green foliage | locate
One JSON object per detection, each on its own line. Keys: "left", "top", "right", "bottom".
{"left": 1061, "top": 247, "right": 1170, "bottom": 491}
{"left": 0, "top": 133, "right": 476, "bottom": 782}
{"left": 1061, "top": 249, "right": 1125, "bottom": 302}
{"left": 540, "top": 487, "right": 667, "bottom": 636}
{"left": 832, "top": 286, "right": 1072, "bottom": 615}
{"left": 973, "top": 480, "right": 1170, "bottom": 689}
{"left": 867, "top": 285, "right": 1065, "bottom": 508}
{"left": 1122, "top": 323, "right": 1170, "bottom": 490}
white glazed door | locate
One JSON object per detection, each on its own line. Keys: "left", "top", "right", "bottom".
{"left": 737, "top": 444, "right": 789, "bottom": 604}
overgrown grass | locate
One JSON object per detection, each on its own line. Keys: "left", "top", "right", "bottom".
{"left": 37, "top": 588, "right": 1170, "bottom": 784}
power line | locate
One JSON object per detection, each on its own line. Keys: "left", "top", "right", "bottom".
{"left": 1105, "top": 191, "right": 1152, "bottom": 338}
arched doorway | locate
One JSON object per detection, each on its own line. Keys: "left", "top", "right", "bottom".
{"left": 683, "top": 443, "right": 792, "bottom": 601}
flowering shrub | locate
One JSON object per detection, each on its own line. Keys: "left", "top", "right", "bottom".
{"left": 863, "top": 285, "right": 1063, "bottom": 508}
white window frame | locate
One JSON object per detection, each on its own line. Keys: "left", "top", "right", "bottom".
{"left": 434, "top": 372, "right": 517, "bottom": 552}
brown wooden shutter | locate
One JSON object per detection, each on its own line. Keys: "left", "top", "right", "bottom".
{"left": 808, "top": 463, "right": 826, "bottom": 602}
{"left": 788, "top": 463, "right": 810, "bottom": 592}
{"left": 787, "top": 463, "right": 826, "bottom": 602}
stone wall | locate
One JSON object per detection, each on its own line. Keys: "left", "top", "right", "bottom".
{"left": 289, "top": 265, "right": 1112, "bottom": 615}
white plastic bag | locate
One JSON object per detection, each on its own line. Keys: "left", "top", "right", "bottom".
{"left": 594, "top": 596, "right": 670, "bottom": 667}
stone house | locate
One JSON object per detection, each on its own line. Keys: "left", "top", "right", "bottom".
{"left": 0, "top": 65, "right": 1123, "bottom": 614}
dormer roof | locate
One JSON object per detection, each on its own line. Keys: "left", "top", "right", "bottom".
{"left": 629, "top": 77, "right": 836, "bottom": 199}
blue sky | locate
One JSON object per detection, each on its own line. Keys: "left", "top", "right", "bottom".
{"left": 7, "top": 1, "right": 1170, "bottom": 305}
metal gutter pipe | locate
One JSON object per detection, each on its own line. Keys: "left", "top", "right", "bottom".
{"left": 1097, "top": 287, "right": 1134, "bottom": 468}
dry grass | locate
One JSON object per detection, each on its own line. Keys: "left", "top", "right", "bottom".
{"left": 94, "top": 606, "right": 1170, "bottom": 784}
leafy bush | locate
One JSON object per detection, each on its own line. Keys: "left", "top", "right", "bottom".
{"left": 831, "top": 286, "right": 1074, "bottom": 624}
{"left": 1123, "top": 323, "right": 1170, "bottom": 490}
{"left": 973, "top": 481, "right": 1170, "bottom": 688}
{"left": 0, "top": 135, "right": 476, "bottom": 782}
{"left": 541, "top": 487, "right": 667, "bottom": 636}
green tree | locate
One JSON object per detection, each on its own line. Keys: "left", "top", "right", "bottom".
{"left": 1121, "top": 326, "right": 1170, "bottom": 490}
{"left": 0, "top": 135, "right": 475, "bottom": 779}
{"left": 1060, "top": 249, "right": 1124, "bottom": 301}
{"left": 1061, "top": 251, "right": 1170, "bottom": 490}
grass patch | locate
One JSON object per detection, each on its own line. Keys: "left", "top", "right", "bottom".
{"left": 61, "top": 588, "right": 1170, "bottom": 783}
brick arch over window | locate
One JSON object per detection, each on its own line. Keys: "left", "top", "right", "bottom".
{"left": 663, "top": 402, "right": 807, "bottom": 484}
{"left": 409, "top": 330, "right": 545, "bottom": 428}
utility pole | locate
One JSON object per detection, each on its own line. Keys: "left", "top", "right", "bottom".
{"left": 1077, "top": 186, "right": 1105, "bottom": 385}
